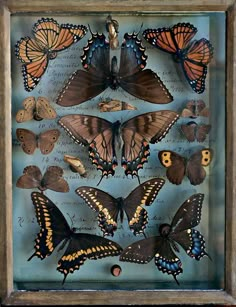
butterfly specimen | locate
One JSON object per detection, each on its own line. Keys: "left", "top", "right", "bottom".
{"left": 143, "top": 23, "right": 214, "bottom": 93}
{"left": 16, "top": 96, "right": 57, "bottom": 122}
{"left": 58, "top": 110, "right": 179, "bottom": 185}
{"left": 98, "top": 99, "right": 137, "bottom": 112}
{"left": 158, "top": 148, "right": 213, "bottom": 185}
{"left": 56, "top": 30, "right": 173, "bottom": 106}
{"left": 15, "top": 18, "right": 87, "bottom": 91}
{"left": 64, "top": 154, "right": 87, "bottom": 177}
{"left": 16, "top": 128, "right": 60, "bottom": 155}
{"left": 29, "top": 192, "right": 123, "bottom": 284}
{"left": 181, "top": 121, "right": 211, "bottom": 142}
{"left": 181, "top": 100, "right": 209, "bottom": 118}
{"left": 106, "top": 14, "right": 119, "bottom": 50}
{"left": 75, "top": 178, "right": 165, "bottom": 237}
{"left": 16, "top": 165, "right": 69, "bottom": 192}
{"left": 120, "top": 193, "right": 209, "bottom": 284}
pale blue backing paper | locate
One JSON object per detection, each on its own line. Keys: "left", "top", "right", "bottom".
{"left": 11, "top": 13, "right": 225, "bottom": 289}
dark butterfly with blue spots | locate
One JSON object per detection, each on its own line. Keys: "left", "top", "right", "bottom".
{"left": 75, "top": 178, "right": 165, "bottom": 237}
{"left": 120, "top": 193, "right": 209, "bottom": 284}
{"left": 28, "top": 192, "right": 123, "bottom": 284}
{"left": 56, "top": 30, "right": 173, "bottom": 106}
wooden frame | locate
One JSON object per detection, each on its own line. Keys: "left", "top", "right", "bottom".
{"left": 0, "top": 0, "right": 235, "bottom": 305}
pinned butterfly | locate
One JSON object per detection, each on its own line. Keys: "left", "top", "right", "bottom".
{"left": 181, "top": 100, "right": 209, "bottom": 118}
{"left": 15, "top": 18, "right": 87, "bottom": 91}
{"left": 158, "top": 148, "right": 213, "bottom": 185}
{"left": 28, "top": 192, "right": 123, "bottom": 284}
{"left": 58, "top": 110, "right": 179, "bottom": 185}
{"left": 181, "top": 121, "right": 211, "bottom": 143}
{"left": 16, "top": 96, "right": 57, "bottom": 122}
{"left": 64, "top": 154, "right": 87, "bottom": 177}
{"left": 75, "top": 178, "right": 165, "bottom": 237}
{"left": 143, "top": 23, "right": 214, "bottom": 93}
{"left": 16, "top": 165, "right": 69, "bottom": 193}
{"left": 16, "top": 128, "right": 60, "bottom": 155}
{"left": 120, "top": 193, "right": 210, "bottom": 284}
{"left": 57, "top": 29, "right": 173, "bottom": 106}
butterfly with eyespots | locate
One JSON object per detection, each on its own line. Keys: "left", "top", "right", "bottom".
{"left": 16, "top": 165, "right": 69, "bottom": 193}
{"left": 158, "top": 148, "right": 213, "bottom": 185}
{"left": 16, "top": 96, "right": 57, "bottom": 122}
{"left": 16, "top": 128, "right": 60, "bottom": 155}
{"left": 120, "top": 193, "right": 209, "bottom": 285}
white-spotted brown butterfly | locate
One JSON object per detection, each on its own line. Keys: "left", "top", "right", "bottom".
{"left": 106, "top": 15, "right": 119, "bottom": 50}
{"left": 56, "top": 30, "right": 173, "bottom": 106}
{"left": 16, "top": 96, "right": 57, "bottom": 122}
{"left": 16, "top": 128, "right": 60, "bottom": 155}
{"left": 29, "top": 192, "right": 123, "bottom": 284}
{"left": 15, "top": 18, "right": 87, "bottom": 91}
{"left": 75, "top": 178, "right": 165, "bottom": 237}
{"left": 58, "top": 110, "right": 179, "bottom": 185}
{"left": 16, "top": 165, "right": 69, "bottom": 193}
{"left": 181, "top": 121, "right": 211, "bottom": 142}
{"left": 120, "top": 193, "right": 209, "bottom": 285}
{"left": 143, "top": 23, "right": 214, "bottom": 93}
{"left": 181, "top": 100, "right": 209, "bottom": 118}
{"left": 64, "top": 154, "right": 87, "bottom": 177}
{"left": 158, "top": 148, "right": 213, "bottom": 185}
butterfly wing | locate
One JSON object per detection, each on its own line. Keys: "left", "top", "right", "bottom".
{"left": 143, "top": 23, "right": 197, "bottom": 55}
{"left": 38, "top": 129, "right": 60, "bottom": 155}
{"left": 42, "top": 166, "right": 69, "bottom": 192}
{"left": 123, "top": 178, "right": 165, "bottom": 235}
{"left": 119, "top": 33, "right": 173, "bottom": 104}
{"left": 169, "top": 193, "right": 208, "bottom": 260}
{"left": 36, "top": 97, "right": 57, "bottom": 120}
{"left": 121, "top": 111, "right": 179, "bottom": 178}
{"left": 195, "top": 124, "right": 211, "bottom": 142}
{"left": 28, "top": 192, "right": 71, "bottom": 260}
{"left": 186, "top": 148, "right": 213, "bottom": 185}
{"left": 16, "top": 128, "right": 37, "bottom": 155}
{"left": 196, "top": 100, "right": 209, "bottom": 117}
{"left": 15, "top": 96, "right": 36, "bottom": 122}
{"left": 57, "top": 233, "right": 122, "bottom": 284}
{"left": 75, "top": 186, "right": 119, "bottom": 236}
{"left": 64, "top": 155, "right": 87, "bottom": 177}
{"left": 16, "top": 165, "right": 42, "bottom": 189}
{"left": 181, "top": 38, "right": 214, "bottom": 93}
{"left": 59, "top": 115, "right": 117, "bottom": 180}
{"left": 158, "top": 150, "right": 186, "bottom": 185}
{"left": 181, "top": 121, "right": 197, "bottom": 142}
{"left": 181, "top": 100, "right": 196, "bottom": 118}
{"left": 57, "top": 32, "right": 110, "bottom": 106}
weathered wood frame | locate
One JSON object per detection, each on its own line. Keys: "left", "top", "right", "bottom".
{"left": 0, "top": 0, "right": 235, "bottom": 305}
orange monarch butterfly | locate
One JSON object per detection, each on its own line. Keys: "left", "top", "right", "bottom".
{"left": 143, "top": 23, "right": 214, "bottom": 93}
{"left": 15, "top": 18, "right": 87, "bottom": 92}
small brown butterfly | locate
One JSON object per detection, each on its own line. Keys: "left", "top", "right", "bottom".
{"left": 16, "top": 96, "right": 57, "bottom": 122}
{"left": 63, "top": 154, "right": 87, "bottom": 177}
{"left": 106, "top": 15, "right": 119, "bottom": 50}
{"left": 16, "top": 165, "right": 69, "bottom": 192}
{"left": 98, "top": 99, "right": 137, "bottom": 112}
{"left": 158, "top": 148, "right": 213, "bottom": 185}
{"left": 181, "top": 121, "right": 211, "bottom": 142}
{"left": 181, "top": 100, "right": 209, "bottom": 118}
{"left": 16, "top": 128, "right": 60, "bottom": 155}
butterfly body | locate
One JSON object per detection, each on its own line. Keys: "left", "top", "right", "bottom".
{"left": 120, "top": 193, "right": 208, "bottom": 284}
{"left": 158, "top": 148, "right": 213, "bottom": 185}
{"left": 57, "top": 31, "right": 173, "bottom": 106}
{"left": 29, "top": 192, "right": 122, "bottom": 283}
{"left": 143, "top": 23, "right": 214, "bottom": 93}
{"left": 75, "top": 178, "right": 165, "bottom": 237}
{"left": 59, "top": 111, "right": 179, "bottom": 184}
{"left": 15, "top": 18, "right": 87, "bottom": 91}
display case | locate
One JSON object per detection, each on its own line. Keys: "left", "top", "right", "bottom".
{"left": 0, "top": 0, "right": 236, "bottom": 305}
